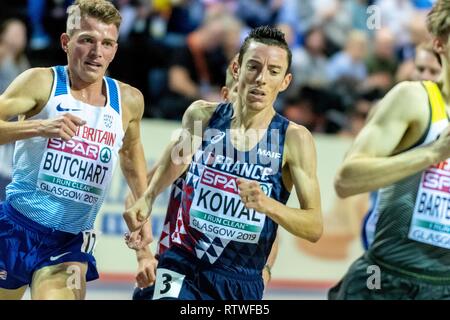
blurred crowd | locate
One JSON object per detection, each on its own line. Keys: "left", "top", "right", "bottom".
{"left": 0, "top": 0, "right": 439, "bottom": 135}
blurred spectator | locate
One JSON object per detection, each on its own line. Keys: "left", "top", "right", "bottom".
{"left": 313, "top": 0, "right": 353, "bottom": 55}
{"left": 276, "top": 0, "right": 315, "bottom": 44}
{"left": 222, "top": 13, "right": 243, "bottom": 62}
{"left": 0, "top": 19, "right": 29, "bottom": 92}
{"left": 283, "top": 91, "right": 318, "bottom": 132}
{"left": 283, "top": 86, "right": 345, "bottom": 133}
{"left": 363, "top": 28, "right": 398, "bottom": 94}
{"left": 399, "top": 12, "right": 430, "bottom": 61}
{"left": 396, "top": 41, "right": 442, "bottom": 82}
{"left": 202, "top": 0, "right": 238, "bottom": 14}
{"left": 411, "top": 42, "right": 441, "bottom": 81}
{"left": 375, "top": 0, "right": 416, "bottom": 51}
{"left": 412, "top": 0, "right": 434, "bottom": 10}
{"left": 338, "top": 96, "right": 375, "bottom": 138}
{"left": 166, "top": 0, "right": 204, "bottom": 38}
{"left": 289, "top": 25, "right": 330, "bottom": 89}
{"left": 349, "top": 0, "right": 374, "bottom": 35}
{"left": 236, "top": 0, "right": 282, "bottom": 28}
{"left": 155, "top": 14, "right": 236, "bottom": 119}
{"left": 327, "top": 30, "right": 368, "bottom": 83}
{"left": 116, "top": 0, "right": 139, "bottom": 41}
{"left": 0, "top": 19, "right": 29, "bottom": 201}
{"left": 27, "top": 0, "right": 50, "bottom": 50}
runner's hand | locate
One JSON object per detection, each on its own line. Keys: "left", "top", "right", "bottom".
{"left": 38, "top": 113, "right": 86, "bottom": 141}
{"left": 136, "top": 252, "right": 158, "bottom": 288}
{"left": 123, "top": 195, "right": 151, "bottom": 232}
{"left": 237, "top": 178, "right": 272, "bottom": 214}
{"left": 124, "top": 219, "right": 153, "bottom": 250}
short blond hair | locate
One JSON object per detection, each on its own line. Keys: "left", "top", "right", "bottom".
{"left": 427, "top": 0, "right": 450, "bottom": 38}
{"left": 67, "top": 0, "right": 121, "bottom": 35}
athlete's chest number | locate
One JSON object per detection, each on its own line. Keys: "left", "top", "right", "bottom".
{"left": 153, "top": 268, "right": 185, "bottom": 300}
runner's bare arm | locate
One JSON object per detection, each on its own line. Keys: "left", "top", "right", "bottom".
{"left": 263, "top": 232, "right": 279, "bottom": 286}
{"left": 265, "top": 232, "right": 279, "bottom": 270}
{"left": 120, "top": 85, "right": 153, "bottom": 241}
{"left": 0, "top": 68, "right": 85, "bottom": 144}
{"left": 125, "top": 164, "right": 160, "bottom": 209}
{"left": 275, "top": 124, "right": 323, "bottom": 241}
{"left": 335, "top": 82, "right": 450, "bottom": 198}
{"left": 142, "top": 100, "right": 218, "bottom": 204}
{"left": 123, "top": 100, "right": 218, "bottom": 233}
{"left": 134, "top": 245, "right": 158, "bottom": 288}
{"left": 119, "top": 84, "right": 148, "bottom": 200}
{"left": 238, "top": 124, "right": 323, "bottom": 242}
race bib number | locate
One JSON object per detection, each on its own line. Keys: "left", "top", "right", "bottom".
{"left": 153, "top": 268, "right": 185, "bottom": 300}
{"left": 81, "top": 230, "right": 97, "bottom": 255}
{"left": 189, "top": 167, "right": 271, "bottom": 244}
{"left": 409, "top": 163, "right": 450, "bottom": 249}
{"left": 36, "top": 138, "right": 112, "bottom": 205}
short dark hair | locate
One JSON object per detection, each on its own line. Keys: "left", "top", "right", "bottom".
{"left": 238, "top": 26, "right": 292, "bottom": 73}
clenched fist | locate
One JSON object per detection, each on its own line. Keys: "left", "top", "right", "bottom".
{"left": 38, "top": 113, "right": 86, "bottom": 141}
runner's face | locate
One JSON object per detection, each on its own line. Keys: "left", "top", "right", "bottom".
{"left": 62, "top": 16, "right": 118, "bottom": 84}
{"left": 238, "top": 41, "right": 292, "bottom": 111}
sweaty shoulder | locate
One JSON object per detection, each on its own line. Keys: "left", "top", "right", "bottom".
{"left": 182, "top": 100, "right": 219, "bottom": 128}
{"left": 285, "top": 122, "right": 316, "bottom": 164}
{"left": 14, "top": 67, "right": 52, "bottom": 99}
{"left": 286, "top": 122, "right": 314, "bottom": 144}
{"left": 375, "top": 81, "right": 428, "bottom": 122}
{"left": 392, "top": 80, "right": 427, "bottom": 101}
{"left": 26, "top": 67, "right": 53, "bottom": 81}
{"left": 1, "top": 67, "right": 53, "bottom": 115}
{"left": 118, "top": 81, "right": 144, "bottom": 119}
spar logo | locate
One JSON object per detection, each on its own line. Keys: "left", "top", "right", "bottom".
{"left": 100, "top": 147, "right": 112, "bottom": 163}
{"left": 423, "top": 170, "right": 450, "bottom": 193}
{"left": 200, "top": 167, "right": 272, "bottom": 196}
{"left": 201, "top": 168, "right": 239, "bottom": 195}
{"left": 47, "top": 138, "right": 99, "bottom": 160}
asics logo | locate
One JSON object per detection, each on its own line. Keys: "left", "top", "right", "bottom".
{"left": 210, "top": 132, "right": 226, "bottom": 144}
{"left": 56, "top": 103, "right": 82, "bottom": 112}
{"left": 49, "top": 252, "right": 71, "bottom": 261}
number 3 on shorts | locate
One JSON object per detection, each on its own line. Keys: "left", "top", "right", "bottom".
{"left": 153, "top": 268, "right": 185, "bottom": 300}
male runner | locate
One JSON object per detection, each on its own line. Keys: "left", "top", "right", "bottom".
{"left": 126, "top": 26, "right": 323, "bottom": 300}
{"left": 330, "top": 0, "right": 450, "bottom": 299}
{"left": 0, "top": 0, "right": 149, "bottom": 299}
